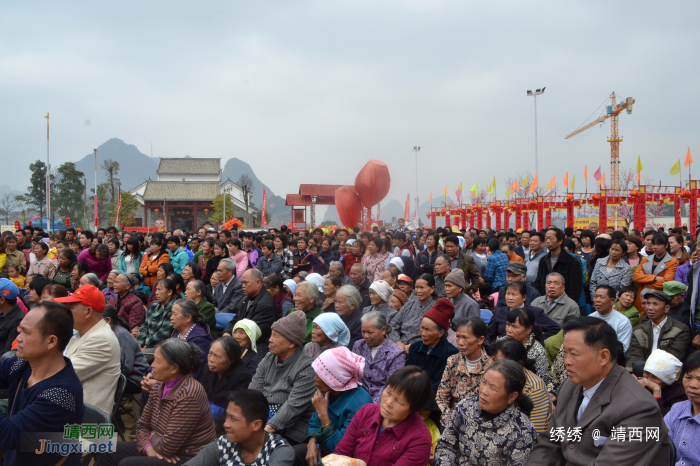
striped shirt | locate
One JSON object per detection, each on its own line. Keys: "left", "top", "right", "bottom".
{"left": 523, "top": 368, "right": 553, "bottom": 434}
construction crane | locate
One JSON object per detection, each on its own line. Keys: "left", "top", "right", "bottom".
{"left": 565, "top": 92, "right": 636, "bottom": 192}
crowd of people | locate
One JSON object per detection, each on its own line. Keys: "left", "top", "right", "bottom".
{"left": 0, "top": 218, "right": 699, "bottom": 465}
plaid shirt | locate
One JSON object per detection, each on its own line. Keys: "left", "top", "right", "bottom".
{"left": 109, "top": 292, "right": 146, "bottom": 329}
{"left": 277, "top": 249, "right": 294, "bottom": 280}
{"left": 484, "top": 250, "right": 509, "bottom": 290}
{"left": 137, "top": 297, "right": 176, "bottom": 348}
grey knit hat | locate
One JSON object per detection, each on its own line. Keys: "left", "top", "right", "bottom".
{"left": 271, "top": 310, "right": 307, "bottom": 347}
{"left": 444, "top": 268, "right": 466, "bottom": 290}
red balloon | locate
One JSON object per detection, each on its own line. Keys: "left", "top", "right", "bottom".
{"left": 354, "top": 160, "right": 390, "bottom": 208}
{"left": 335, "top": 186, "right": 363, "bottom": 228}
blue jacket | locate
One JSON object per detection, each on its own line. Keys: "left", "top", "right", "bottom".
{"left": 168, "top": 247, "right": 189, "bottom": 274}
{"left": 306, "top": 386, "right": 373, "bottom": 451}
{"left": 118, "top": 251, "right": 143, "bottom": 276}
{"left": 406, "top": 335, "right": 459, "bottom": 392}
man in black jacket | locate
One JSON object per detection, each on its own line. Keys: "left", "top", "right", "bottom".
{"left": 223, "top": 269, "right": 278, "bottom": 355}
{"left": 534, "top": 228, "right": 582, "bottom": 302}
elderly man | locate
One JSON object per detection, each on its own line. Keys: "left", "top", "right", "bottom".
{"left": 531, "top": 272, "right": 580, "bottom": 327}
{"left": 534, "top": 228, "right": 582, "bottom": 302}
{"left": 328, "top": 261, "right": 351, "bottom": 285}
{"left": 526, "top": 317, "right": 671, "bottom": 465}
{"left": 443, "top": 269, "right": 480, "bottom": 321}
{"left": 664, "top": 280, "right": 690, "bottom": 325}
{"left": 626, "top": 290, "right": 691, "bottom": 371}
{"left": 433, "top": 254, "right": 451, "bottom": 299}
{"left": 444, "top": 235, "right": 479, "bottom": 294}
{"left": 590, "top": 285, "right": 633, "bottom": 352}
{"left": 289, "top": 281, "right": 324, "bottom": 345}
{"left": 214, "top": 258, "right": 244, "bottom": 319}
{"left": 223, "top": 269, "right": 278, "bottom": 355}
{"left": 249, "top": 310, "right": 316, "bottom": 444}
{"left": 350, "top": 263, "right": 372, "bottom": 309}
{"left": 0, "top": 301, "right": 85, "bottom": 466}
{"left": 56, "top": 284, "right": 121, "bottom": 415}
{"left": 589, "top": 221, "right": 600, "bottom": 236}
{"left": 108, "top": 273, "right": 145, "bottom": 329}
{"left": 463, "top": 231, "right": 475, "bottom": 256}
{"left": 0, "top": 279, "right": 23, "bottom": 353}
{"left": 495, "top": 262, "right": 541, "bottom": 308}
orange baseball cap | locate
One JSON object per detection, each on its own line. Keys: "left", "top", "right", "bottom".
{"left": 55, "top": 284, "right": 106, "bottom": 313}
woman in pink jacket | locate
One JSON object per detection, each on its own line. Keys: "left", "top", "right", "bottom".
{"left": 227, "top": 239, "right": 248, "bottom": 278}
{"left": 77, "top": 243, "right": 112, "bottom": 282}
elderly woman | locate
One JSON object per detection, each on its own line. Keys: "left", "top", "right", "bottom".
{"left": 636, "top": 349, "right": 686, "bottom": 416}
{"left": 389, "top": 273, "right": 438, "bottom": 353}
{"left": 201, "top": 336, "right": 252, "bottom": 426}
{"left": 136, "top": 278, "right": 178, "bottom": 357}
{"left": 304, "top": 312, "right": 350, "bottom": 360}
{"left": 184, "top": 280, "right": 217, "bottom": 338}
{"left": 170, "top": 299, "right": 213, "bottom": 380}
{"left": 320, "top": 275, "right": 342, "bottom": 312}
{"left": 390, "top": 288, "right": 408, "bottom": 312}
{"left": 283, "top": 278, "right": 297, "bottom": 298}
{"left": 363, "top": 280, "right": 397, "bottom": 322}
{"left": 406, "top": 297, "right": 459, "bottom": 392}
{"left": 435, "top": 360, "right": 537, "bottom": 466}
{"left": 333, "top": 285, "right": 364, "bottom": 349}
{"left": 296, "top": 347, "right": 374, "bottom": 465}
{"left": 80, "top": 272, "right": 103, "bottom": 289}
{"left": 444, "top": 269, "right": 480, "bottom": 320}
{"left": 362, "top": 238, "right": 386, "bottom": 282}
{"left": 231, "top": 319, "right": 264, "bottom": 375}
{"left": 352, "top": 310, "right": 405, "bottom": 403}
{"left": 290, "top": 281, "right": 324, "bottom": 345}
{"left": 588, "top": 239, "right": 633, "bottom": 301}
{"left": 102, "top": 269, "right": 120, "bottom": 302}
{"left": 664, "top": 351, "right": 700, "bottom": 465}
{"left": 334, "top": 366, "right": 434, "bottom": 466}
{"left": 103, "top": 305, "right": 149, "bottom": 395}
{"left": 103, "top": 339, "right": 216, "bottom": 466}
{"left": 182, "top": 262, "right": 202, "bottom": 287}
{"left": 436, "top": 317, "right": 491, "bottom": 426}
{"left": 490, "top": 338, "right": 552, "bottom": 434}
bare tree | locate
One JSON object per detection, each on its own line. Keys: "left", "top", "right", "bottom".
{"left": 14, "top": 195, "right": 28, "bottom": 223}
{"left": 101, "top": 160, "right": 121, "bottom": 203}
{"left": 236, "top": 175, "right": 254, "bottom": 227}
{"left": 0, "top": 193, "right": 19, "bottom": 225}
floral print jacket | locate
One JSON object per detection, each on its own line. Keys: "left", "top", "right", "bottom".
{"left": 352, "top": 338, "right": 405, "bottom": 403}
{"left": 436, "top": 350, "right": 491, "bottom": 426}
{"left": 435, "top": 396, "right": 537, "bottom": 466}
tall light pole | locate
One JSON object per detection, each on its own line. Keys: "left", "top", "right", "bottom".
{"left": 413, "top": 146, "right": 421, "bottom": 220}
{"left": 45, "top": 113, "right": 50, "bottom": 231}
{"left": 526, "top": 88, "right": 545, "bottom": 178}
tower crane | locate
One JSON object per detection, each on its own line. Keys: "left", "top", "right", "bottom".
{"left": 565, "top": 92, "right": 636, "bottom": 192}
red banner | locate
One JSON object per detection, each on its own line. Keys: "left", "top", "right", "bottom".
{"left": 404, "top": 194, "right": 410, "bottom": 221}
{"left": 262, "top": 188, "right": 268, "bottom": 226}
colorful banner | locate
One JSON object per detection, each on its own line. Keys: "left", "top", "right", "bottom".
{"left": 262, "top": 188, "right": 268, "bottom": 226}
{"left": 404, "top": 193, "right": 410, "bottom": 221}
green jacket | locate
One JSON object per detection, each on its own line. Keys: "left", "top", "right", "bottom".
{"left": 290, "top": 307, "right": 324, "bottom": 346}
{"left": 138, "top": 298, "right": 176, "bottom": 348}
{"left": 614, "top": 300, "right": 640, "bottom": 327}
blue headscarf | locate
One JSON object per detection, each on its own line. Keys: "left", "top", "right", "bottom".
{"left": 313, "top": 312, "right": 350, "bottom": 347}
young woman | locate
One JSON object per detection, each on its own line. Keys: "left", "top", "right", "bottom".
{"left": 138, "top": 237, "right": 171, "bottom": 289}
{"left": 44, "top": 248, "right": 77, "bottom": 290}
{"left": 273, "top": 235, "right": 293, "bottom": 280}
{"left": 625, "top": 235, "right": 643, "bottom": 267}
{"left": 416, "top": 232, "right": 440, "bottom": 275}
{"left": 435, "top": 360, "right": 537, "bottom": 465}
{"left": 669, "top": 232, "right": 689, "bottom": 266}
{"left": 227, "top": 238, "right": 248, "bottom": 278}
{"left": 380, "top": 237, "right": 396, "bottom": 270}
{"left": 202, "top": 241, "right": 228, "bottom": 286}
{"left": 334, "top": 366, "right": 434, "bottom": 466}
{"left": 265, "top": 274, "right": 295, "bottom": 317}
{"left": 119, "top": 236, "right": 143, "bottom": 276}
{"left": 362, "top": 238, "right": 386, "bottom": 282}
{"left": 28, "top": 241, "right": 49, "bottom": 276}
{"left": 70, "top": 261, "right": 90, "bottom": 291}
{"left": 340, "top": 239, "right": 363, "bottom": 276}
{"left": 147, "top": 263, "right": 175, "bottom": 306}
{"left": 184, "top": 279, "right": 217, "bottom": 338}
{"left": 319, "top": 238, "right": 336, "bottom": 274}
{"left": 577, "top": 230, "right": 595, "bottom": 261}
{"left": 588, "top": 239, "right": 632, "bottom": 301}
{"left": 502, "top": 304, "right": 552, "bottom": 392}
{"left": 390, "top": 274, "right": 437, "bottom": 353}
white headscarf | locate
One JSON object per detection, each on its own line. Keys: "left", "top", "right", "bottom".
{"left": 644, "top": 349, "right": 683, "bottom": 386}
{"left": 306, "top": 273, "right": 325, "bottom": 293}
{"left": 390, "top": 257, "right": 404, "bottom": 272}
{"left": 283, "top": 279, "right": 297, "bottom": 296}
{"left": 369, "top": 280, "right": 394, "bottom": 303}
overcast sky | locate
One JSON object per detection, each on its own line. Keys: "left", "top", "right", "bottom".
{"left": 3, "top": 0, "right": 699, "bottom": 211}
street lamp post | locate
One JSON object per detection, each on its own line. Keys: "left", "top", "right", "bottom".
{"left": 413, "top": 146, "right": 421, "bottom": 220}
{"left": 526, "top": 88, "right": 545, "bottom": 178}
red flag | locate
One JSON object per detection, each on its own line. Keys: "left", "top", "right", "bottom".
{"left": 685, "top": 148, "right": 693, "bottom": 167}
{"left": 584, "top": 165, "right": 588, "bottom": 181}
{"left": 262, "top": 188, "right": 268, "bottom": 226}
{"left": 593, "top": 166, "right": 601, "bottom": 181}
{"left": 404, "top": 193, "right": 410, "bottom": 221}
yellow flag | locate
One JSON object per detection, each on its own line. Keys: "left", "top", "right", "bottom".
{"left": 571, "top": 176, "right": 575, "bottom": 190}
{"left": 522, "top": 176, "right": 528, "bottom": 185}
{"left": 492, "top": 176, "right": 496, "bottom": 195}
{"left": 670, "top": 159, "right": 681, "bottom": 176}
{"left": 457, "top": 182, "right": 463, "bottom": 192}
{"left": 636, "top": 156, "right": 643, "bottom": 173}
{"left": 506, "top": 187, "right": 511, "bottom": 197}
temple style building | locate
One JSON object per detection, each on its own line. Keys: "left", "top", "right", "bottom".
{"left": 130, "top": 158, "right": 254, "bottom": 231}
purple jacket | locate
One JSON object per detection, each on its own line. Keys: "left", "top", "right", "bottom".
{"left": 335, "top": 404, "right": 432, "bottom": 466}
{"left": 675, "top": 261, "right": 692, "bottom": 288}
{"left": 172, "top": 324, "right": 212, "bottom": 381}
{"left": 78, "top": 248, "right": 112, "bottom": 282}
{"left": 352, "top": 338, "right": 405, "bottom": 403}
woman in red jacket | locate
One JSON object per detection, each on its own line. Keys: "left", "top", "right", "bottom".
{"left": 334, "top": 366, "right": 433, "bottom": 466}
{"left": 139, "top": 237, "right": 171, "bottom": 289}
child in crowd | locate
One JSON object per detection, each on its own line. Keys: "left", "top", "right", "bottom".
{"left": 7, "top": 264, "right": 24, "bottom": 288}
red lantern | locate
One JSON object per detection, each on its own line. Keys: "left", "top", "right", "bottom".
{"left": 65, "top": 217, "right": 71, "bottom": 227}
{"left": 94, "top": 217, "right": 99, "bottom": 227}
{"left": 28, "top": 221, "right": 32, "bottom": 227}
{"left": 203, "top": 209, "right": 209, "bottom": 214}
{"left": 154, "top": 208, "right": 160, "bottom": 214}
{"left": 354, "top": 160, "right": 391, "bottom": 208}
{"left": 440, "top": 209, "right": 446, "bottom": 215}
{"left": 680, "top": 190, "right": 692, "bottom": 200}
{"left": 629, "top": 190, "right": 639, "bottom": 199}
{"left": 426, "top": 212, "right": 430, "bottom": 218}
{"left": 567, "top": 194, "right": 574, "bottom": 202}
{"left": 334, "top": 186, "right": 363, "bottom": 227}
{"left": 592, "top": 194, "right": 601, "bottom": 205}
{"left": 14, "top": 220, "right": 20, "bottom": 230}
{"left": 528, "top": 200, "right": 537, "bottom": 209}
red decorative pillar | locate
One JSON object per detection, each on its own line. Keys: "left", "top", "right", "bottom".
{"left": 523, "top": 211, "right": 529, "bottom": 230}
{"left": 469, "top": 211, "right": 474, "bottom": 229}
{"left": 674, "top": 194, "right": 682, "bottom": 228}
{"left": 431, "top": 211, "right": 437, "bottom": 229}
{"left": 445, "top": 209, "right": 452, "bottom": 229}
{"left": 546, "top": 209, "right": 552, "bottom": 227}
{"left": 537, "top": 201, "right": 544, "bottom": 231}
{"left": 485, "top": 208, "right": 492, "bottom": 230}
{"left": 515, "top": 206, "right": 522, "bottom": 231}
{"left": 599, "top": 194, "right": 608, "bottom": 233}
{"left": 495, "top": 208, "right": 502, "bottom": 231}
{"left": 691, "top": 185, "right": 698, "bottom": 239}
{"left": 477, "top": 208, "right": 483, "bottom": 229}
{"left": 504, "top": 210, "right": 511, "bottom": 230}
{"left": 566, "top": 201, "right": 574, "bottom": 229}
{"left": 461, "top": 210, "right": 466, "bottom": 230}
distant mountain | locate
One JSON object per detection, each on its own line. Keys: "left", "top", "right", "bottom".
{"left": 222, "top": 158, "right": 288, "bottom": 225}
{"left": 0, "top": 185, "right": 23, "bottom": 197}
{"left": 75, "top": 138, "right": 158, "bottom": 192}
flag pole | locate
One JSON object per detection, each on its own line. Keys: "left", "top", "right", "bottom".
{"left": 94, "top": 149, "right": 98, "bottom": 231}
{"left": 45, "top": 113, "right": 50, "bottom": 231}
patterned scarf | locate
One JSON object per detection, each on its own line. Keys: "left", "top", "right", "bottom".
{"left": 217, "top": 433, "right": 288, "bottom": 466}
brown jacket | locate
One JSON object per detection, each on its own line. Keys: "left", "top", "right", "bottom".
{"left": 136, "top": 374, "right": 216, "bottom": 459}
{"left": 632, "top": 253, "right": 678, "bottom": 319}
{"left": 3, "top": 250, "right": 27, "bottom": 275}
